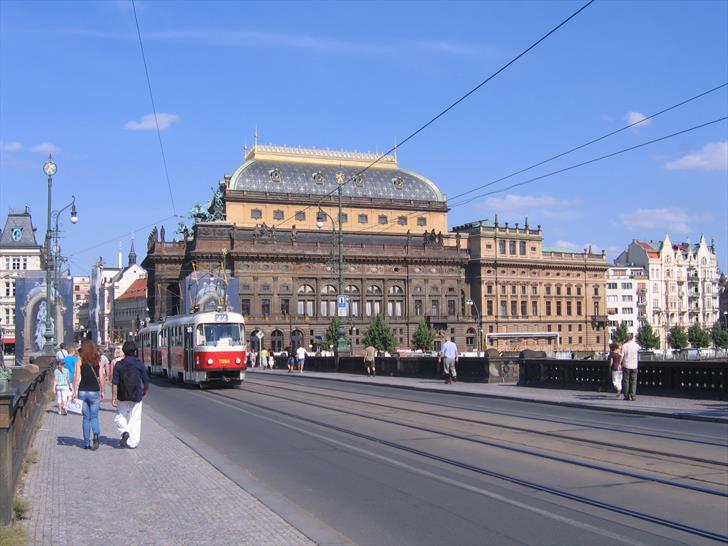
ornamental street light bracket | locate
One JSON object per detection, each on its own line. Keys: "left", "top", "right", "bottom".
{"left": 466, "top": 298, "right": 483, "bottom": 357}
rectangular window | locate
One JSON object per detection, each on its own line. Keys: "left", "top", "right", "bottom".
{"left": 22, "top": 257, "right": 27, "bottom": 269}
{"left": 607, "top": 283, "right": 618, "bottom": 289}
{"left": 521, "top": 301, "right": 527, "bottom": 317}
{"left": 577, "top": 301, "right": 582, "bottom": 315}
{"left": 556, "top": 301, "right": 562, "bottom": 316}
{"left": 499, "top": 240, "right": 506, "bottom": 254}
{"left": 500, "top": 301, "right": 507, "bottom": 317}
{"left": 251, "top": 209, "right": 262, "bottom": 219}
{"left": 306, "top": 301, "right": 314, "bottom": 317}
{"left": 417, "top": 217, "right": 427, "bottom": 226}
{"left": 546, "top": 301, "right": 552, "bottom": 316}
{"left": 261, "top": 298, "right": 271, "bottom": 316}
{"left": 358, "top": 214, "right": 368, "bottom": 224}
{"left": 280, "top": 298, "right": 290, "bottom": 316}
{"left": 621, "top": 295, "right": 633, "bottom": 302}
{"left": 593, "top": 286, "right": 599, "bottom": 296}
{"left": 486, "top": 300, "right": 493, "bottom": 315}
{"left": 531, "top": 301, "right": 538, "bottom": 316}
{"left": 519, "top": 241, "right": 526, "bottom": 255}
{"left": 241, "top": 299, "right": 251, "bottom": 316}
{"left": 447, "top": 300, "right": 456, "bottom": 315}
{"left": 567, "top": 302, "right": 572, "bottom": 315}
{"left": 509, "top": 240, "right": 516, "bottom": 254}
{"left": 622, "top": 307, "right": 633, "bottom": 314}
{"left": 511, "top": 285, "right": 516, "bottom": 295}
{"left": 486, "top": 285, "right": 493, "bottom": 295}
{"left": 397, "top": 216, "right": 407, "bottom": 226}
{"left": 576, "top": 286, "right": 582, "bottom": 296}
{"left": 12, "top": 258, "right": 20, "bottom": 270}
{"left": 414, "top": 299, "right": 423, "bottom": 316}
{"left": 521, "top": 285, "right": 527, "bottom": 295}
{"left": 431, "top": 300, "right": 439, "bottom": 316}
{"left": 607, "top": 295, "right": 618, "bottom": 302}
{"left": 339, "top": 212, "right": 348, "bottom": 223}
{"left": 378, "top": 215, "right": 388, "bottom": 224}
{"left": 545, "top": 286, "right": 551, "bottom": 296}
{"left": 273, "top": 210, "right": 284, "bottom": 220}
{"left": 556, "top": 286, "right": 562, "bottom": 296}
{"left": 532, "top": 286, "right": 537, "bottom": 296}
{"left": 295, "top": 211, "right": 306, "bottom": 221}
{"left": 511, "top": 301, "right": 517, "bottom": 317}
{"left": 566, "top": 286, "right": 572, "bottom": 296}
{"left": 578, "top": 336, "right": 583, "bottom": 344}
{"left": 621, "top": 282, "right": 632, "bottom": 289}
{"left": 4, "top": 283, "right": 9, "bottom": 297}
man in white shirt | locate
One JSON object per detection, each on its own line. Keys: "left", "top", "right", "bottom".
{"left": 55, "top": 343, "right": 68, "bottom": 364}
{"left": 439, "top": 336, "right": 459, "bottom": 384}
{"left": 620, "top": 333, "right": 640, "bottom": 401}
{"left": 295, "top": 346, "right": 306, "bottom": 373}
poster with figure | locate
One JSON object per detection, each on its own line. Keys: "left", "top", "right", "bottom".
{"left": 181, "top": 271, "right": 239, "bottom": 314}
{"left": 14, "top": 272, "right": 74, "bottom": 365}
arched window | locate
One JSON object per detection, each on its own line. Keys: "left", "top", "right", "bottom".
{"left": 291, "top": 329, "right": 304, "bottom": 351}
{"left": 387, "top": 285, "right": 404, "bottom": 317}
{"left": 387, "top": 286, "right": 404, "bottom": 295}
{"left": 345, "top": 285, "right": 360, "bottom": 316}
{"left": 366, "top": 285, "right": 382, "bottom": 317}
{"left": 298, "top": 284, "right": 315, "bottom": 294}
{"left": 297, "top": 284, "right": 315, "bottom": 316}
{"left": 270, "top": 330, "right": 284, "bottom": 352}
{"left": 466, "top": 328, "right": 476, "bottom": 347}
{"left": 320, "top": 284, "right": 337, "bottom": 316}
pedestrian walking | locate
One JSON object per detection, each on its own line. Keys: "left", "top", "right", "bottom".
{"left": 99, "top": 348, "right": 110, "bottom": 380}
{"left": 364, "top": 345, "right": 377, "bottom": 377}
{"left": 109, "top": 347, "right": 124, "bottom": 388}
{"left": 55, "top": 342, "right": 68, "bottom": 364}
{"left": 72, "top": 339, "right": 105, "bottom": 450}
{"left": 112, "top": 340, "right": 150, "bottom": 449}
{"left": 439, "top": 336, "right": 459, "bottom": 384}
{"left": 608, "top": 342, "right": 623, "bottom": 397}
{"left": 52, "top": 360, "right": 71, "bottom": 415}
{"left": 63, "top": 347, "right": 78, "bottom": 396}
{"left": 268, "top": 351, "right": 275, "bottom": 369}
{"left": 621, "top": 333, "right": 640, "bottom": 401}
{"left": 296, "top": 345, "right": 306, "bottom": 373}
{"left": 260, "top": 347, "right": 269, "bottom": 369}
{"left": 286, "top": 347, "right": 295, "bottom": 373}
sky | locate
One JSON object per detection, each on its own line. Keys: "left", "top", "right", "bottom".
{"left": 1, "top": 0, "right": 726, "bottom": 276}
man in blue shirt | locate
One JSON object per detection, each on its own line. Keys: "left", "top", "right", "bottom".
{"left": 111, "top": 340, "right": 149, "bottom": 449}
{"left": 440, "top": 336, "right": 459, "bottom": 384}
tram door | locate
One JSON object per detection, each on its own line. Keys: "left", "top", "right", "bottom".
{"left": 151, "top": 333, "right": 158, "bottom": 368}
{"left": 184, "top": 325, "right": 194, "bottom": 374}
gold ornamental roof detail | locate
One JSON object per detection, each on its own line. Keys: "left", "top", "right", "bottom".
{"left": 245, "top": 143, "right": 398, "bottom": 168}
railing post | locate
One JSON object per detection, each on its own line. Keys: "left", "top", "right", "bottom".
{"left": 0, "top": 392, "right": 13, "bottom": 525}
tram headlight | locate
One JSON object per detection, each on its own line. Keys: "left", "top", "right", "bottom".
{"left": 235, "top": 358, "right": 241, "bottom": 364}
{"left": 207, "top": 358, "right": 214, "bottom": 365}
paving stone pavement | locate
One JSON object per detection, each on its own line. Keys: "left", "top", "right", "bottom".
{"left": 20, "top": 390, "right": 315, "bottom": 546}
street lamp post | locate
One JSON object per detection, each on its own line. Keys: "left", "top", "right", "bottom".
{"left": 316, "top": 179, "right": 350, "bottom": 359}
{"left": 42, "top": 156, "right": 58, "bottom": 355}
{"left": 465, "top": 299, "right": 483, "bottom": 356}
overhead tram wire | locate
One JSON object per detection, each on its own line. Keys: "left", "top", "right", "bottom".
{"left": 346, "top": 115, "right": 728, "bottom": 237}
{"left": 67, "top": 214, "right": 178, "bottom": 258}
{"left": 271, "top": 0, "right": 596, "bottom": 230}
{"left": 449, "top": 81, "right": 728, "bottom": 202}
{"left": 131, "top": 0, "right": 177, "bottom": 217}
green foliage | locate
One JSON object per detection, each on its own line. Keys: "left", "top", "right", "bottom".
{"left": 411, "top": 320, "right": 437, "bottom": 351}
{"left": 612, "top": 322, "right": 629, "bottom": 344}
{"left": 362, "top": 315, "right": 396, "bottom": 353}
{"left": 687, "top": 324, "right": 711, "bottom": 348}
{"left": 322, "top": 316, "right": 348, "bottom": 350}
{"left": 12, "top": 498, "right": 29, "bottom": 520}
{"left": 711, "top": 322, "right": 728, "bottom": 347}
{"left": 636, "top": 321, "right": 660, "bottom": 350}
{"left": 0, "top": 367, "right": 12, "bottom": 382}
{"left": 667, "top": 325, "right": 689, "bottom": 350}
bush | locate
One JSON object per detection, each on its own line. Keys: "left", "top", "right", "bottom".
{"left": 12, "top": 498, "right": 29, "bottom": 520}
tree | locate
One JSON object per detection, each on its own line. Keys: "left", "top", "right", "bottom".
{"left": 687, "top": 323, "right": 711, "bottom": 348}
{"left": 322, "top": 316, "right": 348, "bottom": 351}
{"left": 612, "top": 322, "right": 629, "bottom": 344}
{"left": 411, "top": 320, "right": 436, "bottom": 351}
{"left": 667, "top": 325, "right": 689, "bottom": 350}
{"left": 361, "top": 314, "right": 396, "bottom": 353}
{"left": 636, "top": 321, "right": 660, "bottom": 350}
{"left": 710, "top": 322, "right": 728, "bottom": 348}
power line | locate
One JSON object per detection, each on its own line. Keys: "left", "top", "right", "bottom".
{"left": 449, "top": 82, "right": 728, "bottom": 202}
{"left": 131, "top": 0, "right": 177, "bottom": 216}
{"left": 273, "top": 0, "right": 595, "bottom": 229}
{"left": 68, "top": 215, "right": 177, "bottom": 258}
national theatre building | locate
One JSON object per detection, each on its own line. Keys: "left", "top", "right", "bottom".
{"left": 142, "top": 144, "right": 472, "bottom": 353}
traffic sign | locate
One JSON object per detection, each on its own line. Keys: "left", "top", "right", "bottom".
{"left": 255, "top": 331, "right": 264, "bottom": 339}
{"left": 337, "top": 294, "right": 349, "bottom": 317}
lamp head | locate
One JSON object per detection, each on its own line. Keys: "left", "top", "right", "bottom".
{"left": 70, "top": 196, "right": 78, "bottom": 224}
{"left": 316, "top": 220, "right": 324, "bottom": 229}
{"left": 466, "top": 299, "right": 473, "bottom": 306}
{"left": 43, "top": 155, "right": 57, "bottom": 177}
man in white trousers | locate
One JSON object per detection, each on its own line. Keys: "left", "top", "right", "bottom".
{"left": 112, "top": 340, "right": 149, "bottom": 449}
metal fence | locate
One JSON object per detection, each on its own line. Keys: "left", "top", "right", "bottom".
{"left": 0, "top": 369, "right": 51, "bottom": 524}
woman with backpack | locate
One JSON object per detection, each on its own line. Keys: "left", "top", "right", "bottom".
{"left": 72, "top": 339, "right": 105, "bottom": 450}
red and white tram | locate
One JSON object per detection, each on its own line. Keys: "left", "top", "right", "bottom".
{"left": 138, "top": 322, "right": 162, "bottom": 376}
{"left": 140, "top": 311, "right": 246, "bottom": 387}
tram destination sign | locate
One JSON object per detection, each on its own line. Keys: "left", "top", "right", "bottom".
{"left": 214, "top": 313, "right": 229, "bottom": 322}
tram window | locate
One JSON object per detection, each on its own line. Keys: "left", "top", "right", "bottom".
{"left": 198, "top": 323, "right": 242, "bottom": 346}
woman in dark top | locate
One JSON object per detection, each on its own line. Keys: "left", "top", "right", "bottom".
{"left": 72, "top": 339, "right": 106, "bottom": 450}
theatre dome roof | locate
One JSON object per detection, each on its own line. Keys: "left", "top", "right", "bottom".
{"left": 228, "top": 144, "right": 444, "bottom": 202}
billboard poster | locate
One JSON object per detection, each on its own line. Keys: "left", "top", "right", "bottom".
{"left": 14, "top": 272, "right": 74, "bottom": 364}
{"left": 181, "top": 271, "right": 239, "bottom": 314}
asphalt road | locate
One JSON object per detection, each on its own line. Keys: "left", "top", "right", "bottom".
{"left": 146, "top": 373, "right": 728, "bottom": 546}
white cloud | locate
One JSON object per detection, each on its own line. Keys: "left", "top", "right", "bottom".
{"left": 625, "top": 111, "right": 651, "bottom": 128}
{"left": 125, "top": 113, "right": 180, "bottom": 131}
{"left": 618, "top": 208, "right": 696, "bottom": 234}
{"left": 480, "top": 194, "right": 580, "bottom": 221}
{"left": 32, "top": 142, "right": 61, "bottom": 154}
{"left": 413, "top": 40, "right": 490, "bottom": 56}
{"left": 664, "top": 141, "right": 728, "bottom": 172}
{"left": 0, "top": 141, "right": 22, "bottom": 152}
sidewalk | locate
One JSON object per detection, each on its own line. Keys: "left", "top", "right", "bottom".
{"left": 248, "top": 369, "right": 728, "bottom": 423}
{"left": 20, "top": 387, "right": 314, "bottom": 546}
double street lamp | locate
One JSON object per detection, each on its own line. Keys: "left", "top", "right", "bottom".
{"left": 316, "top": 176, "right": 349, "bottom": 357}
{"left": 465, "top": 298, "right": 483, "bottom": 356}
{"left": 42, "top": 156, "right": 79, "bottom": 355}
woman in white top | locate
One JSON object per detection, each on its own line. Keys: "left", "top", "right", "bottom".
{"left": 52, "top": 360, "right": 71, "bottom": 415}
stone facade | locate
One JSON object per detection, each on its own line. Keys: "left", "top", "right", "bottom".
{"left": 453, "top": 218, "right": 610, "bottom": 353}
{"left": 605, "top": 267, "right": 647, "bottom": 339}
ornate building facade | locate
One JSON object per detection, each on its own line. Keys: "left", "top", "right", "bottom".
{"left": 453, "top": 218, "right": 610, "bottom": 353}
{"left": 143, "top": 144, "right": 471, "bottom": 353}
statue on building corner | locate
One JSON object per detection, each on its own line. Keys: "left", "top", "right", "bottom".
{"left": 290, "top": 225, "right": 297, "bottom": 242}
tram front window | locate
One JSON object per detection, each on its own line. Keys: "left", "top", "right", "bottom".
{"left": 197, "top": 324, "right": 243, "bottom": 346}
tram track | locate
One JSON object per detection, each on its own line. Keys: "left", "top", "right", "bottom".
{"left": 246, "top": 377, "right": 728, "bottom": 469}
{"left": 202, "top": 387, "right": 728, "bottom": 544}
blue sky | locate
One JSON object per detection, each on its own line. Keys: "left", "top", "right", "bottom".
{"left": 1, "top": 0, "right": 726, "bottom": 275}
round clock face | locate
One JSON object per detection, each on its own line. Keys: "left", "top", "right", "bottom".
{"left": 43, "top": 161, "right": 57, "bottom": 176}
{"left": 10, "top": 227, "right": 22, "bottom": 241}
